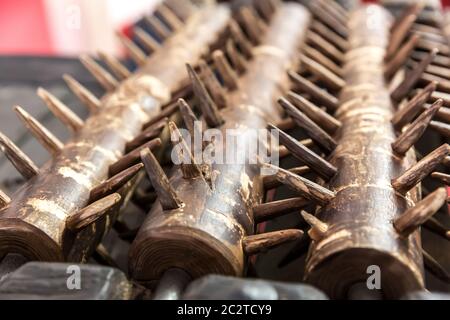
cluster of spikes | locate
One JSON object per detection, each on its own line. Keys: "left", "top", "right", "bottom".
{"left": 0, "top": 0, "right": 225, "bottom": 263}
{"left": 247, "top": 1, "right": 449, "bottom": 282}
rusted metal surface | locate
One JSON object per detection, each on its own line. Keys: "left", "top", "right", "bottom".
{"left": 0, "top": 4, "right": 231, "bottom": 263}
{"left": 129, "top": 3, "right": 311, "bottom": 282}
{"left": 304, "top": 5, "right": 425, "bottom": 299}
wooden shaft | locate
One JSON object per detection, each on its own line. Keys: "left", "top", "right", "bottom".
{"left": 129, "top": 3, "right": 311, "bottom": 282}
{"left": 0, "top": 5, "right": 230, "bottom": 262}
{"left": 304, "top": 5, "right": 424, "bottom": 299}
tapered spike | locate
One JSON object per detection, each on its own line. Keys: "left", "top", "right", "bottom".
{"left": 178, "top": 98, "right": 200, "bottom": 139}
{"left": 97, "top": 52, "right": 131, "bottom": 80}
{"left": 125, "top": 117, "right": 167, "bottom": 153}
{"left": 156, "top": 3, "right": 184, "bottom": 31}
{"left": 226, "top": 39, "right": 247, "bottom": 74}
{"left": 386, "top": 7, "right": 421, "bottom": 60}
{"left": 392, "top": 99, "right": 443, "bottom": 156}
{"left": 116, "top": 32, "right": 147, "bottom": 66}
{"left": 385, "top": 34, "right": 420, "bottom": 79}
{"left": 142, "top": 103, "right": 178, "bottom": 130}
{"left": 37, "top": 87, "right": 84, "bottom": 133}
{"left": 430, "top": 120, "right": 450, "bottom": 138}
{"left": 287, "top": 91, "right": 341, "bottom": 133}
{"left": 310, "top": 20, "right": 348, "bottom": 52}
{"left": 301, "top": 210, "right": 329, "bottom": 242}
{"left": 258, "top": 161, "right": 335, "bottom": 205}
{"left": 0, "top": 189, "right": 11, "bottom": 209}
{"left": 423, "top": 249, "right": 450, "bottom": 283}
{"left": 140, "top": 147, "right": 183, "bottom": 210}
{"left": 79, "top": 54, "right": 118, "bottom": 91}
{"left": 392, "top": 144, "right": 450, "bottom": 194}
{"left": 168, "top": 121, "right": 203, "bottom": 179}
{"left": 424, "top": 217, "right": 450, "bottom": 242}
{"left": 242, "top": 229, "right": 303, "bottom": 256}
{"left": 186, "top": 63, "right": 223, "bottom": 127}
{"left": 431, "top": 172, "right": 450, "bottom": 185}
{"left": 14, "top": 106, "right": 63, "bottom": 156}
{"left": 425, "top": 103, "right": 450, "bottom": 123}
{"left": 316, "top": 0, "right": 348, "bottom": 25}
{"left": 394, "top": 187, "right": 447, "bottom": 237}
{"left": 109, "top": 138, "right": 161, "bottom": 176}
{"left": 145, "top": 15, "right": 171, "bottom": 40}
{"left": 198, "top": 59, "right": 228, "bottom": 109}
{"left": 269, "top": 124, "right": 337, "bottom": 179}
{"left": 229, "top": 20, "right": 253, "bottom": 59}
{"left": 93, "top": 243, "right": 119, "bottom": 268}
{"left": 238, "top": 7, "right": 263, "bottom": 45}
{"left": 391, "top": 81, "right": 436, "bottom": 129}
{"left": 253, "top": 197, "right": 310, "bottom": 224}
{"left": 288, "top": 71, "right": 339, "bottom": 111}
{"left": 307, "top": 31, "right": 344, "bottom": 64}
{"left": 90, "top": 163, "right": 144, "bottom": 203}
{"left": 300, "top": 54, "right": 345, "bottom": 91}
{"left": 62, "top": 74, "right": 101, "bottom": 113}
{"left": 134, "top": 27, "right": 161, "bottom": 53}
{"left": 212, "top": 50, "right": 239, "bottom": 91}
{"left": 66, "top": 193, "right": 121, "bottom": 232}
{"left": 303, "top": 45, "right": 342, "bottom": 77}
{"left": 263, "top": 166, "right": 310, "bottom": 189}
{"left": 391, "top": 48, "right": 438, "bottom": 102}
{"left": 0, "top": 132, "right": 39, "bottom": 179}
{"left": 390, "top": 2, "right": 424, "bottom": 32}
{"left": 278, "top": 97, "right": 337, "bottom": 152}
{"left": 309, "top": 0, "right": 348, "bottom": 39}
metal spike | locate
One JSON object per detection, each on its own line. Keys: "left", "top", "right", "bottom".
{"left": 394, "top": 187, "right": 447, "bottom": 237}
{"left": 238, "top": 7, "right": 263, "bottom": 45}
{"left": 300, "top": 54, "right": 345, "bottom": 91}
{"left": 140, "top": 147, "right": 183, "bottom": 210}
{"left": 37, "top": 87, "right": 84, "bottom": 132}
{"left": 125, "top": 117, "right": 167, "bottom": 153}
{"left": 253, "top": 197, "right": 310, "bottom": 224}
{"left": 391, "top": 48, "right": 438, "bottom": 102}
{"left": 258, "top": 160, "right": 335, "bottom": 205}
{"left": 269, "top": 124, "right": 337, "bottom": 179}
{"left": 225, "top": 39, "right": 247, "bottom": 74}
{"left": 62, "top": 74, "right": 101, "bottom": 112}
{"left": 392, "top": 144, "right": 450, "bottom": 194}
{"left": 391, "top": 81, "right": 436, "bottom": 129}
{"left": 431, "top": 172, "right": 450, "bottom": 185}
{"left": 303, "top": 45, "right": 343, "bottom": 77}
{"left": 66, "top": 193, "right": 121, "bottom": 232}
{"left": 109, "top": 138, "right": 161, "bottom": 176}
{"left": 307, "top": 31, "right": 344, "bottom": 64}
{"left": 156, "top": 3, "right": 184, "bottom": 31}
{"left": 430, "top": 120, "right": 450, "bottom": 138}
{"left": 14, "top": 106, "right": 63, "bottom": 156}
{"left": 287, "top": 91, "right": 341, "bottom": 133}
{"left": 229, "top": 20, "right": 253, "bottom": 59}
{"left": 310, "top": 20, "right": 348, "bottom": 52}
{"left": 79, "top": 55, "right": 118, "bottom": 91}
{"left": 242, "top": 229, "right": 303, "bottom": 255}
{"left": 0, "top": 132, "right": 39, "bottom": 179}
{"left": 168, "top": 121, "right": 203, "bottom": 179}
{"left": 278, "top": 97, "right": 337, "bottom": 152}
{"left": 90, "top": 163, "right": 144, "bottom": 203}
{"left": 301, "top": 210, "right": 329, "bottom": 242}
{"left": 0, "top": 189, "right": 11, "bottom": 209}
{"left": 178, "top": 98, "right": 200, "bottom": 138}
{"left": 212, "top": 50, "right": 239, "bottom": 91}
{"left": 116, "top": 32, "right": 147, "bottom": 66}
{"left": 134, "top": 27, "right": 161, "bottom": 53}
{"left": 97, "top": 52, "right": 131, "bottom": 80}
{"left": 309, "top": 0, "right": 348, "bottom": 39}
{"left": 186, "top": 63, "right": 223, "bottom": 127}
{"left": 198, "top": 59, "right": 228, "bottom": 109}
{"left": 385, "top": 34, "right": 420, "bottom": 79}
{"left": 263, "top": 166, "right": 310, "bottom": 189}
{"left": 423, "top": 249, "right": 450, "bottom": 283}
{"left": 392, "top": 99, "right": 443, "bottom": 156}
{"left": 145, "top": 15, "right": 171, "bottom": 40}
{"left": 288, "top": 71, "right": 339, "bottom": 111}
